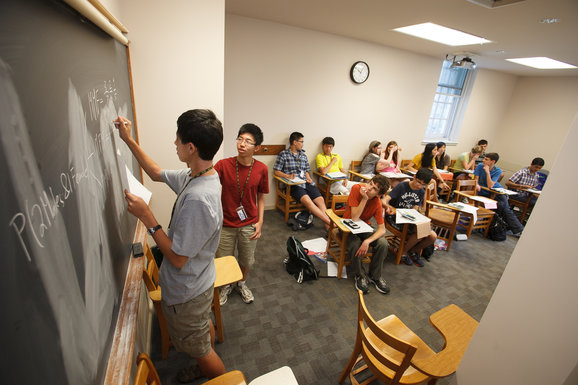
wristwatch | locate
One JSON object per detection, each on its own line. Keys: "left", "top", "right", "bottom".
{"left": 147, "top": 224, "right": 162, "bottom": 236}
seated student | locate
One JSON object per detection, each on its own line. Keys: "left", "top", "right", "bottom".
{"left": 406, "top": 143, "right": 450, "bottom": 197}
{"left": 343, "top": 175, "right": 391, "bottom": 295}
{"left": 506, "top": 157, "right": 545, "bottom": 207}
{"left": 315, "top": 136, "right": 358, "bottom": 195}
{"left": 454, "top": 145, "right": 483, "bottom": 179}
{"left": 382, "top": 168, "right": 437, "bottom": 268}
{"left": 474, "top": 153, "right": 524, "bottom": 236}
{"left": 381, "top": 140, "right": 409, "bottom": 188}
{"left": 360, "top": 140, "right": 388, "bottom": 175}
{"left": 474, "top": 139, "right": 488, "bottom": 166}
{"left": 434, "top": 141, "right": 451, "bottom": 170}
{"left": 274, "top": 132, "right": 331, "bottom": 228}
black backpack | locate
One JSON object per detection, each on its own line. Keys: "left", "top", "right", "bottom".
{"left": 284, "top": 236, "right": 319, "bottom": 283}
{"left": 488, "top": 214, "right": 507, "bottom": 241}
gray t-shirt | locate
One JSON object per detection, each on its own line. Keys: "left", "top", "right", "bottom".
{"left": 360, "top": 153, "right": 379, "bottom": 175}
{"left": 159, "top": 169, "right": 222, "bottom": 306}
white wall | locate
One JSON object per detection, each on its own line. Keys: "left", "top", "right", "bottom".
{"left": 224, "top": 15, "right": 522, "bottom": 209}
{"left": 492, "top": 76, "right": 578, "bottom": 177}
{"left": 118, "top": 0, "right": 225, "bottom": 228}
{"left": 454, "top": 113, "right": 578, "bottom": 385}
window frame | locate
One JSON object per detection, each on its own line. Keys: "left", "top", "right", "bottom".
{"left": 424, "top": 59, "right": 477, "bottom": 144}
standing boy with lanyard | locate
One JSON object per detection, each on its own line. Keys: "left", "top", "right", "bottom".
{"left": 114, "top": 110, "right": 226, "bottom": 382}
{"left": 214, "top": 124, "right": 269, "bottom": 305}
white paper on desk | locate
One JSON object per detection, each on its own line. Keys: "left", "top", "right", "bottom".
{"left": 469, "top": 196, "right": 497, "bottom": 209}
{"left": 326, "top": 171, "right": 347, "bottom": 179}
{"left": 395, "top": 209, "right": 429, "bottom": 225}
{"left": 449, "top": 202, "right": 478, "bottom": 224}
{"left": 526, "top": 188, "right": 541, "bottom": 194}
{"left": 437, "top": 169, "right": 451, "bottom": 174}
{"left": 395, "top": 209, "right": 431, "bottom": 239}
{"left": 341, "top": 219, "right": 374, "bottom": 234}
{"left": 301, "top": 238, "right": 327, "bottom": 253}
{"left": 492, "top": 187, "right": 518, "bottom": 195}
{"left": 360, "top": 173, "right": 373, "bottom": 180}
{"left": 288, "top": 176, "right": 306, "bottom": 184}
{"left": 126, "top": 165, "right": 152, "bottom": 204}
{"left": 327, "top": 261, "right": 347, "bottom": 278}
{"left": 380, "top": 172, "right": 409, "bottom": 179}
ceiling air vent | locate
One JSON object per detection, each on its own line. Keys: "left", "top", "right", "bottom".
{"left": 466, "top": 0, "right": 526, "bottom": 8}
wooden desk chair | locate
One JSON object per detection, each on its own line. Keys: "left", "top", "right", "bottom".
{"left": 325, "top": 195, "right": 372, "bottom": 279}
{"left": 450, "top": 159, "right": 456, "bottom": 168}
{"left": 274, "top": 175, "right": 306, "bottom": 223}
{"left": 508, "top": 193, "right": 533, "bottom": 224}
{"left": 451, "top": 180, "right": 495, "bottom": 238}
{"left": 340, "top": 290, "right": 435, "bottom": 385}
{"left": 134, "top": 353, "right": 162, "bottom": 385}
{"left": 214, "top": 256, "right": 243, "bottom": 343}
{"left": 340, "top": 291, "right": 478, "bottom": 385}
{"left": 142, "top": 245, "right": 172, "bottom": 360}
{"left": 424, "top": 200, "right": 461, "bottom": 251}
{"left": 348, "top": 160, "right": 372, "bottom": 182}
{"left": 400, "top": 159, "right": 412, "bottom": 169}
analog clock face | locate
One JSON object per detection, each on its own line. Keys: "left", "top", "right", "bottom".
{"left": 351, "top": 61, "right": 369, "bottom": 84}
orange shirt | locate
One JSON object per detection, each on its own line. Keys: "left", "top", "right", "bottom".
{"left": 343, "top": 184, "right": 384, "bottom": 225}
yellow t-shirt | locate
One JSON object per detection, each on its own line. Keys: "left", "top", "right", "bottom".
{"left": 411, "top": 153, "right": 436, "bottom": 169}
{"left": 315, "top": 153, "right": 343, "bottom": 173}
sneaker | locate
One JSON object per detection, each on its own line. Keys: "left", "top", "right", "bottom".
{"left": 368, "top": 275, "right": 390, "bottom": 294}
{"left": 401, "top": 255, "right": 413, "bottom": 266}
{"left": 409, "top": 252, "right": 424, "bottom": 268}
{"left": 219, "top": 284, "right": 233, "bottom": 306}
{"left": 177, "top": 364, "right": 203, "bottom": 383}
{"left": 236, "top": 282, "right": 254, "bottom": 304}
{"left": 355, "top": 274, "right": 370, "bottom": 294}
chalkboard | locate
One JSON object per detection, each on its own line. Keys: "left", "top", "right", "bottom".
{"left": 0, "top": 0, "right": 140, "bottom": 384}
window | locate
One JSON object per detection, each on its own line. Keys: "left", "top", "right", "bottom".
{"left": 424, "top": 60, "right": 477, "bottom": 142}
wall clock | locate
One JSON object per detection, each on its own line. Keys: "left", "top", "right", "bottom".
{"left": 350, "top": 61, "right": 369, "bottom": 84}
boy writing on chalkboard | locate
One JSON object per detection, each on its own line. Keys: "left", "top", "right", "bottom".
{"left": 214, "top": 123, "right": 269, "bottom": 305}
{"left": 114, "top": 110, "right": 226, "bottom": 382}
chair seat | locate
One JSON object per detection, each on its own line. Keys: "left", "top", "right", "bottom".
{"left": 427, "top": 207, "right": 456, "bottom": 225}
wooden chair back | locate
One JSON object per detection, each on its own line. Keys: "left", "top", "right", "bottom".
{"left": 455, "top": 179, "right": 477, "bottom": 195}
{"left": 340, "top": 290, "right": 432, "bottom": 385}
{"left": 331, "top": 194, "right": 349, "bottom": 217}
{"left": 134, "top": 353, "right": 161, "bottom": 385}
{"left": 450, "top": 159, "right": 456, "bottom": 168}
{"left": 349, "top": 160, "right": 362, "bottom": 173}
{"left": 400, "top": 159, "right": 412, "bottom": 169}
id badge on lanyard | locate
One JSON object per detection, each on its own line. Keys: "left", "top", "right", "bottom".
{"left": 236, "top": 159, "right": 254, "bottom": 222}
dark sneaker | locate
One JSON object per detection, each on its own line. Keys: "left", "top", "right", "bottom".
{"left": 401, "top": 255, "right": 413, "bottom": 266}
{"left": 409, "top": 252, "right": 424, "bottom": 268}
{"left": 368, "top": 275, "right": 390, "bottom": 294}
{"left": 177, "top": 364, "right": 203, "bottom": 383}
{"left": 355, "top": 275, "right": 370, "bottom": 294}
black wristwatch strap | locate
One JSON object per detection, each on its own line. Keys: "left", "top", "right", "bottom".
{"left": 147, "top": 224, "right": 162, "bottom": 236}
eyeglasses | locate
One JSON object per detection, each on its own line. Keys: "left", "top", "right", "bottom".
{"left": 236, "top": 137, "right": 255, "bottom": 146}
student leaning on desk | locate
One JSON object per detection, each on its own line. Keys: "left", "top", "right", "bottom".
{"left": 315, "top": 136, "right": 359, "bottom": 195}
{"left": 474, "top": 152, "right": 524, "bottom": 237}
{"left": 506, "top": 157, "right": 545, "bottom": 206}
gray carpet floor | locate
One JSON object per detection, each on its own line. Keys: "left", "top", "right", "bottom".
{"left": 149, "top": 208, "right": 516, "bottom": 385}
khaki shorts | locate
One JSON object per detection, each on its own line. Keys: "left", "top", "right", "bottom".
{"left": 216, "top": 224, "right": 258, "bottom": 267}
{"left": 161, "top": 286, "right": 213, "bottom": 358}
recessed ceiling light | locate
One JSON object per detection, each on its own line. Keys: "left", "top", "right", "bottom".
{"left": 506, "top": 57, "right": 577, "bottom": 69}
{"left": 393, "top": 22, "right": 491, "bottom": 46}
{"left": 539, "top": 17, "right": 560, "bottom": 24}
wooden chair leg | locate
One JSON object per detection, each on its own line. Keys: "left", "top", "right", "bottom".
{"left": 339, "top": 334, "right": 362, "bottom": 384}
{"left": 213, "top": 287, "right": 224, "bottom": 343}
{"left": 153, "top": 302, "right": 171, "bottom": 360}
